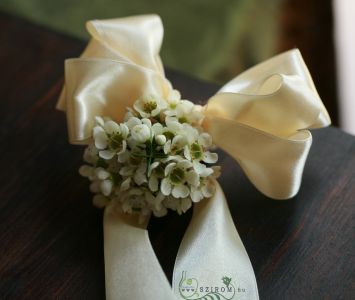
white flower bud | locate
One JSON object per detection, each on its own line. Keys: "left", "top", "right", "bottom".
{"left": 79, "top": 165, "right": 94, "bottom": 177}
{"left": 131, "top": 124, "right": 151, "bottom": 143}
{"left": 155, "top": 134, "right": 166, "bottom": 145}
{"left": 100, "top": 180, "right": 113, "bottom": 196}
{"left": 95, "top": 168, "right": 110, "bottom": 180}
{"left": 93, "top": 194, "right": 109, "bottom": 208}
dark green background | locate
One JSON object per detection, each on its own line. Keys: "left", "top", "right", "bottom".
{"left": 0, "top": 0, "right": 283, "bottom": 82}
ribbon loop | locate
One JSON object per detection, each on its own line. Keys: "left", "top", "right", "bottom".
{"left": 56, "top": 15, "right": 170, "bottom": 142}
{"left": 62, "top": 59, "right": 171, "bottom": 144}
{"left": 84, "top": 15, "right": 165, "bottom": 74}
{"left": 204, "top": 50, "right": 330, "bottom": 199}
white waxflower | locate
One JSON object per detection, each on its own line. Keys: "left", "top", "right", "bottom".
{"left": 163, "top": 196, "right": 192, "bottom": 215}
{"left": 93, "top": 119, "right": 129, "bottom": 160}
{"left": 145, "top": 191, "right": 167, "bottom": 217}
{"left": 184, "top": 132, "right": 218, "bottom": 164}
{"left": 83, "top": 143, "right": 99, "bottom": 164}
{"left": 131, "top": 124, "right": 151, "bottom": 143}
{"left": 160, "top": 160, "right": 195, "bottom": 198}
{"left": 133, "top": 95, "right": 167, "bottom": 118}
{"left": 192, "top": 160, "right": 214, "bottom": 177}
{"left": 163, "top": 117, "right": 198, "bottom": 145}
{"left": 165, "top": 116, "right": 183, "bottom": 133}
{"left": 119, "top": 189, "right": 142, "bottom": 213}
{"left": 165, "top": 98, "right": 204, "bottom": 125}
{"left": 190, "top": 178, "right": 217, "bottom": 203}
{"left": 166, "top": 89, "right": 181, "bottom": 108}
{"left": 164, "top": 134, "right": 188, "bottom": 155}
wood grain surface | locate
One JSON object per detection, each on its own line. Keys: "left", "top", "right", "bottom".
{"left": 0, "top": 12, "right": 354, "bottom": 300}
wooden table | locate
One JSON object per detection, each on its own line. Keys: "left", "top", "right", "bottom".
{"left": 0, "top": 12, "right": 354, "bottom": 300}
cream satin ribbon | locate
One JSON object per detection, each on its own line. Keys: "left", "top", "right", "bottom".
{"left": 57, "top": 15, "right": 330, "bottom": 300}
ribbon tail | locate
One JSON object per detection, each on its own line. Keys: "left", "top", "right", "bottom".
{"left": 104, "top": 207, "right": 176, "bottom": 299}
{"left": 172, "top": 182, "right": 259, "bottom": 299}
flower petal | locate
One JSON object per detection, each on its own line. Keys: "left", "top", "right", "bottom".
{"left": 126, "top": 117, "right": 141, "bottom": 129}
{"left": 153, "top": 207, "right": 168, "bottom": 217}
{"left": 193, "top": 160, "right": 213, "bottom": 177}
{"left": 184, "top": 145, "right": 191, "bottom": 160}
{"left": 95, "top": 168, "right": 110, "bottom": 180}
{"left": 120, "top": 123, "right": 129, "bottom": 138}
{"left": 165, "top": 162, "right": 176, "bottom": 176}
{"left": 90, "top": 181, "right": 100, "bottom": 193}
{"left": 186, "top": 170, "right": 199, "bottom": 187}
{"left": 104, "top": 120, "right": 120, "bottom": 134}
{"left": 93, "top": 194, "right": 109, "bottom": 208}
{"left": 79, "top": 165, "right": 94, "bottom": 177}
{"left": 83, "top": 145, "right": 98, "bottom": 164}
{"left": 144, "top": 191, "right": 156, "bottom": 205}
{"left": 100, "top": 180, "right": 113, "bottom": 196}
{"left": 134, "top": 170, "right": 147, "bottom": 186}
{"left": 164, "top": 140, "right": 171, "bottom": 154}
{"left": 152, "top": 123, "right": 163, "bottom": 135}
{"left": 168, "top": 89, "right": 181, "bottom": 102}
{"left": 203, "top": 152, "right": 218, "bottom": 164}
{"left": 166, "top": 116, "right": 182, "bottom": 132}
{"left": 119, "top": 166, "right": 134, "bottom": 176}
{"left": 120, "top": 178, "right": 131, "bottom": 191}
{"left": 95, "top": 116, "right": 105, "bottom": 127}
{"left": 99, "top": 150, "right": 115, "bottom": 160}
{"left": 161, "top": 178, "right": 172, "bottom": 196}
{"left": 202, "top": 182, "right": 215, "bottom": 198}
{"left": 177, "top": 160, "right": 193, "bottom": 170}
{"left": 172, "top": 135, "right": 187, "bottom": 149}
{"left": 94, "top": 129, "right": 108, "bottom": 149}
{"left": 198, "top": 133, "right": 212, "bottom": 147}
{"left": 148, "top": 161, "right": 160, "bottom": 177}
{"left": 142, "top": 118, "right": 152, "bottom": 127}
{"left": 180, "top": 197, "right": 192, "bottom": 213}
{"left": 200, "top": 167, "right": 214, "bottom": 177}
{"left": 148, "top": 174, "right": 159, "bottom": 192}
{"left": 212, "top": 166, "right": 221, "bottom": 178}
{"left": 190, "top": 187, "right": 203, "bottom": 202}
{"left": 117, "top": 149, "right": 130, "bottom": 163}
{"left": 172, "top": 184, "right": 189, "bottom": 198}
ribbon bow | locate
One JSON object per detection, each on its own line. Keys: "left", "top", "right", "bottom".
{"left": 58, "top": 15, "right": 330, "bottom": 300}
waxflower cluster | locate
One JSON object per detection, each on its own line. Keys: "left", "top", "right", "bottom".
{"left": 79, "top": 90, "right": 220, "bottom": 221}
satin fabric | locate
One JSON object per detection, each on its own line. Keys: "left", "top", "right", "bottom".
{"left": 57, "top": 15, "right": 330, "bottom": 300}
{"left": 105, "top": 183, "right": 258, "bottom": 300}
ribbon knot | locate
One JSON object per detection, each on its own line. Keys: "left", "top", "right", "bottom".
{"left": 58, "top": 15, "right": 330, "bottom": 300}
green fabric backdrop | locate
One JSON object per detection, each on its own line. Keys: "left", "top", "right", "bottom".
{"left": 0, "top": 0, "right": 283, "bottom": 83}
